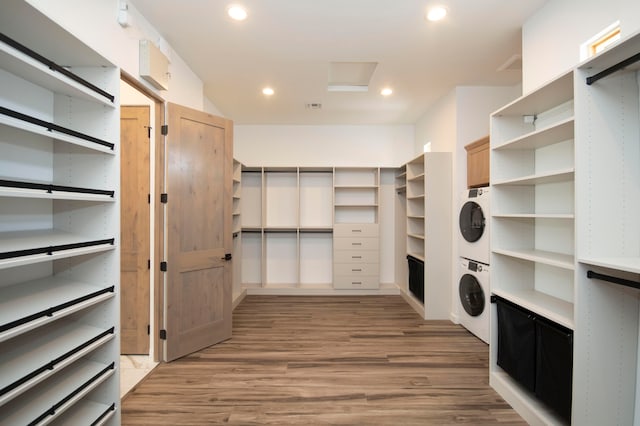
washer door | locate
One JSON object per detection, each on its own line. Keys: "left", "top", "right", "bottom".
{"left": 459, "top": 201, "right": 485, "bottom": 243}
{"left": 459, "top": 273, "right": 485, "bottom": 317}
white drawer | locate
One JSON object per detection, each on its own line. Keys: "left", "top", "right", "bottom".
{"left": 333, "top": 250, "right": 379, "bottom": 264}
{"left": 333, "top": 237, "right": 379, "bottom": 251}
{"left": 333, "top": 223, "right": 379, "bottom": 237}
{"left": 333, "top": 275, "right": 380, "bottom": 289}
{"left": 334, "top": 262, "right": 379, "bottom": 276}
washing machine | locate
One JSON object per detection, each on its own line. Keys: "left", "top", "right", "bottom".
{"left": 458, "top": 257, "right": 489, "bottom": 343}
{"left": 459, "top": 187, "right": 490, "bottom": 265}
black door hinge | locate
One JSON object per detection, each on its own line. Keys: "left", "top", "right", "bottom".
{"left": 160, "top": 261, "right": 167, "bottom": 272}
{"left": 161, "top": 125, "right": 168, "bottom": 136}
{"left": 148, "top": 193, "right": 151, "bottom": 204}
{"left": 160, "top": 193, "right": 168, "bottom": 204}
{"left": 147, "top": 259, "right": 151, "bottom": 270}
{"left": 159, "top": 329, "right": 167, "bottom": 340}
{"left": 147, "top": 126, "right": 151, "bottom": 138}
{"left": 147, "top": 324, "right": 150, "bottom": 335}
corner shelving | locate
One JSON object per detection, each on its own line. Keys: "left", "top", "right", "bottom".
{"left": 0, "top": 0, "right": 120, "bottom": 423}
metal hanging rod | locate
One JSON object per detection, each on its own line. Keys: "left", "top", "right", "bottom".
{"left": 586, "top": 270, "right": 640, "bottom": 290}
{"left": 586, "top": 51, "right": 640, "bottom": 85}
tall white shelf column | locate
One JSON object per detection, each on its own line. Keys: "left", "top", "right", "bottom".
{"left": 0, "top": 0, "right": 120, "bottom": 424}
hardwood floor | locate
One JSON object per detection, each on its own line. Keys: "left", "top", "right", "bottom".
{"left": 121, "top": 296, "right": 525, "bottom": 425}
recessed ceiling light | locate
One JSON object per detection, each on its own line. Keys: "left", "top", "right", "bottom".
{"left": 427, "top": 6, "right": 447, "bottom": 22}
{"left": 381, "top": 88, "right": 393, "bottom": 96}
{"left": 262, "top": 87, "right": 274, "bottom": 96}
{"left": 227, "top": 4, "right": 247, "bottom": 21}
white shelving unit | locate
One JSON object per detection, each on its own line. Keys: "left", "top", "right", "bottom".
{"left": 232, "top": 159, "right": 243, "bottom": 306}
{"left": 573, "top": 30, "right": 640, "bottom": 426}
{"left": 400, "top": 153, "right": 452, "bottom": 319}
{"left": 490, "top": 69, "right": 575, "bottom": 425}
{"left": 0, "top": 1, "right": 120, "bottom": 424}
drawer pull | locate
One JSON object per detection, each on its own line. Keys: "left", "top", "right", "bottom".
{"left": 352, "top": 268, "right": 362, "bottom": 272}
{"left": 352, "top": 229, "right": 362, "bottom": 233}
{"left": 352, "top": 256, "right": 362, "bottom": 259}
{"left": 352, "top": 242, "right": 362, "bottom": 246}
{"left": 352, "top": 282, "right": 362, "bottom": 285}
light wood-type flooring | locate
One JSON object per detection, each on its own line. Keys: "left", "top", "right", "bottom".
{"left": 121, "top": 295, "right": 525, "bottom": 425}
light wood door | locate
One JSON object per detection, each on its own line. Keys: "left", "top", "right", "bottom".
{"left": 120, "top": 105, "right": 151, "bottom": 354}
{"left": 165, "top": 102, "right": 233, "bottom": 361}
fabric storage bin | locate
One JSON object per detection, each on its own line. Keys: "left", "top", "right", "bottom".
{"left": 494, "top": 296, "right": 536, "bottom": 392}
{"left": 535, "top": 317, "right": 573, "bottom": 423}
{"left": 407, "top": 255, "right": 424, "bottom": 304}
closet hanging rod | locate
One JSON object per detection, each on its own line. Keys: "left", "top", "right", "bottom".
{"left": 0, "top": 106, "right": 114, "bottom": 150}
{"left": 0, "top": 32, "right": 115, "bottom": 103}
{"left": 586, "top": 270, "right": 640, "bottom": 290}
{"left": 0, "top": 179, "right": 115, "bottom": 197}
{"left": 586, "top": 51, "right": 640, "bottom": 85}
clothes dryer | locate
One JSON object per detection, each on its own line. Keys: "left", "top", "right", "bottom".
{"left": 458, "top": 257, "right": 489, "bottom": 343}
{"left": 459, "top": 187, "right": 490, "bottom": 265}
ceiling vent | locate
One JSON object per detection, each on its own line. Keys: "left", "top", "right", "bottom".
{"left": 328, "top": 61, "right": 377, "bottom": 92}
{"left": 305, "top": 103, "right": 322, "bottom": 110}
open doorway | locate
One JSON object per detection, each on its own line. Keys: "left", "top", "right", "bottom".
{"left": 119, "top": 73, "right": 165, "bottom": 396}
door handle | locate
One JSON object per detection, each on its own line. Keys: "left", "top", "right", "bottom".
{"left": 221, "top": 253, "right": 232, "bottom": 261}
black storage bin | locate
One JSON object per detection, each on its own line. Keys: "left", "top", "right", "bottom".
{"left": 407, "top": 255, "right": 424, "bottom": 304}
{"left": 495, "top": 296, "right": 536, "bottom": 392}
{"left": 535, "top": 318, "right": 573, "bottom": 423}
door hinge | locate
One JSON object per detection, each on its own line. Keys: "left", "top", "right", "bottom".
{"left": 146, "top": 126, "right": 151, "bottom": 139}
{"left": 159, "top": 329, "right": 167, "bottom": 340}
{"left": 160, "top": 261, "right": 167, "bottom": 272}
{"left": 161, "top": 125, "right": 168, "bottom": 136}
{"left": 147, "top": 259, "right": 151, "bottom": 270}
{"left": 147, "top": 324, "right": 150, "bottom": 335}
{"left": 148, "top": 193, "right": 151, "bottom": 204}
{"left": 160, "top": 193, "right": 168, "bottom": 204}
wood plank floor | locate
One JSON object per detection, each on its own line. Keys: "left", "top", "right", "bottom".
{"left": 121, "top": 296, "right": 525, "bottom": 425}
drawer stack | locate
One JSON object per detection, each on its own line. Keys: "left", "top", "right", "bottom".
{"left": 333, "top": 224, "right": 379, "bottom": 289}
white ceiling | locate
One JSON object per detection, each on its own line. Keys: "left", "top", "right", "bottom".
{"left": 129, "top": 0, "right": 548, "bottom": 125}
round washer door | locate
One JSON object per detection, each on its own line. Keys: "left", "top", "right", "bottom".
{"left": 459, "top": 273, "right": 485, "bottom": 317}
{"left": 459, "top": 201, "right": 485, "bottom": 243}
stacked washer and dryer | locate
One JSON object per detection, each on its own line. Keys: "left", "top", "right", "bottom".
{"left": 457, "top": 187, "right": 490, "bottom": 343}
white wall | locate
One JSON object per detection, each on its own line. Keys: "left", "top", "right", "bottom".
{"left": 523, "top": 0, "right": 640, "bottom": 92}
{"left": 26, "top": 0, "right": 213, "bottom": 112}
{"left": 234, "top": 125, "right": 414, "bottom": 167}
{"left": 414, "top": 91, "right": 457, "bottom": 156}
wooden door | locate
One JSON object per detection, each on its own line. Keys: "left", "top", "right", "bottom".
{"left": 164, "top": 103, "right": 233, "bottom": 361}
{"left": 120, "top": 105, "right": 151, "bottom": 354}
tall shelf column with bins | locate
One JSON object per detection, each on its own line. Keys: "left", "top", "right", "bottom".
{"left": 333, "top": 168, "right": 380, "bottom": 290}
{"left": 402, "top": 153, "right": 452, "bottom": 319}
{"left": 490, "top": 69, "right": 575, "bottom": 424}
{"left": 0, "top": 0, "right": 120, "bottom": 424}
{"left": 573, "top": 31, "right": 640, "bottom": 426}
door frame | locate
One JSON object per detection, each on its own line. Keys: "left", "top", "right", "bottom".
{"left": 121, "top": 71, "right": 166, "bottom": 362}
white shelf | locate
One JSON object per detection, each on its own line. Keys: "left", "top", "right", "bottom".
{"left": 493, "top": 213, "right": 574, "bottom": 219}
{"left": 0, "top": 183, "right": 115, "bottom": 202}
{"left": 49, "top": 399, "right": 115, "bottom": 426}
{"left": 0, "top": 320, "right": 114, "bottom": 406}
{"left": 492, "top": 168, "right": 574, "bottom": 186}
{"left": 0, "top": 276, "right": 114, "bottom": 342}
{"left": 579, "top": 257, "right": 640, "bottom": 275}
{"left": 0, "top": 41, "right": 115, "bottom": 108}
{"left": 494, "top": 117, "right": 574, "bottom": 151}
{"left": 0, "top": 229, "right": 116, "bottom": 270}
{"left": 0, "top": 359, "right": 115, "bottom": 426}
{"left": 493, "top": 248, "right": 574, "bottom": 270}
{"left": 492, "top": 287, "right": 574, "bottom": 330}
{"left": 0, "top": 114, "right": 115, "bottom": 155}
